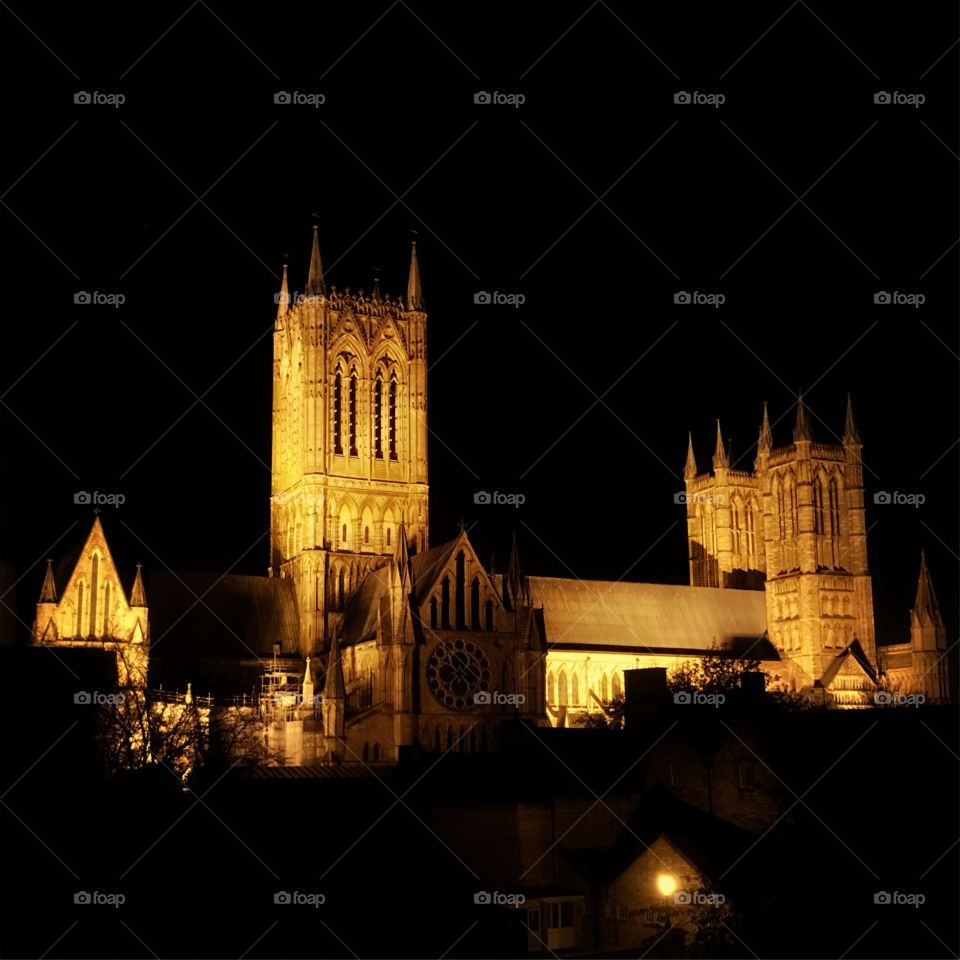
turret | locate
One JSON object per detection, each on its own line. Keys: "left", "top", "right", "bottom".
{"left": 683, "top": 433, "right": 697, "bottom": 479}
{"left": 712, "top": 420, "right": 728, "bottom": 472}
{"left": 305, "top": 223, "right": 325, "bottom": 297}
{"left": 322, "top": 633, "right": 345, "bottom": 759}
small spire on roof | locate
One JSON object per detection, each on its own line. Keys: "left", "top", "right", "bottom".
{"left": 39, "top": 559, "right": 57, "bottom": 603}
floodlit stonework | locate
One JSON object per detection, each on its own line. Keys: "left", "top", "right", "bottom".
{"left": 30, "top": 228, "right": 951, "bottom": 770}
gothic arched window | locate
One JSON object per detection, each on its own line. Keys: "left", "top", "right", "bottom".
{"left": 364, "top": 526, "right": 370, "bottom": 544}
{"left": 89, "top": 554, "right": 99, "bottom": 637}
{"left": 333, "top": 368, "right": 343, "bottom": 455}
{"left": 485, "top": 598, "right": 494, "bottom": 631}
{"left": 430, "top": 596, "right": 438, "bottom": 629}
{"left": 103, "top": 581, "right": 111, "bottom": 637}
{"left": 612, "top": 672, "right": 622, "bottom": 698}
{"left": 547, "top": 670, "right": 555, "bottom": 705}
{"left": 471, "top": 577, "right": 481, "bottom": 629}
{"left": 386, "top": 526, "right": 391, "bottom": 547}
{"left": 558, "top": 671, "right": 568, "bottom": 706}
{"left": 76, "top": 581, "right": 84, "bottom": 637}
{"left": 572, "top": 672, "right": 579, "bottom": 705}
{"left": 388, "top": 375, "right": 398, "bottom": 461}
{"left": 455, "top": 552, "right": 466, "bottom": 629}
{"left": 374, "top": 372, "right": 383, "bottom": 459}
{"left": 441, "top": 577, "right": 450, "bottom": 629}
{"left": 348, "top": 369, "right": 358, "bottom": 456}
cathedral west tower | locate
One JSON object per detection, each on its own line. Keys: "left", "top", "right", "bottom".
{"left": 269, "top": 227, "right": 429, "bottom": 656}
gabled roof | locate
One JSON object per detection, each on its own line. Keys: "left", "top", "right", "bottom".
{"left": 528, "top": 577, "right": 773, "bottom": 657}
{"left": 821, "top": 638, "right": 878, "bottom": 687}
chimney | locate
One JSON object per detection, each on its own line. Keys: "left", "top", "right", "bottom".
{"left": 624, "top": 668, "right": 669, "bottom": 728}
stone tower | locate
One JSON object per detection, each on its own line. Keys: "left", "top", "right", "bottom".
{"left": 905, "top": 551, "right": 949, "bottom": 702}
{"left": 270, "top": 227, "right": 429, "bottom": 656}
{"left": 684, "top": 396, "right": 877, "bottom": 688}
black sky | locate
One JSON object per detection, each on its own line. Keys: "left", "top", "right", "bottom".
{"left": 1, "top": 1, "right": 957, "bottom": 645}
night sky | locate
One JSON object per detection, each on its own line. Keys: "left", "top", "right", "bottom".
{"left": 1, "top": 1, "right": 957, "bottom": 646}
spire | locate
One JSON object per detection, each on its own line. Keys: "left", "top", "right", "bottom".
{"left": 39, "top": 559, "right": 57, "bottom": 603}
{"left": 392, "top": 520, "right": 411, "bottom": 586}
{"left": 683, "top": 433, "right": 698, "bottom": 479}
{"left": 507, "top": 530, "right": 529, "bottom": 605}
{"left": 305, "top": 224, "right": 325, "bottom": 296}
{"left": 406, "top": 240, "right": 422, "bottom": 310}
{"left": 371, "top": 269, "right": 382, "bottom": 300}
{"left": 793, "top": 391, "right": 813, "bottom": 442}
{"left": 913, "top": 550, "right": 942, "bottom": 624}
{"left": 758, "top": 402, "right": 772, "bottom": 453}
{"left": 843, "top": 393, "right": 860, "bottom": 443}
{"left": 303, "top": 656, "right": 313, "bottom": 686}
{"left": 712, "top": 421, "right": 728, "bottom": 470}
{"left": 323, "top": 633, "right": 346, "bottom": 701}
{"left": 130, "top": 563, "right": 147, "bottom": 607}
{"left": 276, "top": 264, "right": 290, "bottom": 325}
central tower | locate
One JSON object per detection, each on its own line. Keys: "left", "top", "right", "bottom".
{"left": 269, "top": 228, "right": 429, "bottom": 655}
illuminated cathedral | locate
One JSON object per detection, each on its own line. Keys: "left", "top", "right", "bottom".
{"left": 31, "top": 229, "right": 950, "bottom": 767}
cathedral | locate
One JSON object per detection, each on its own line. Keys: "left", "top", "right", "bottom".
{"left": 31, "top": 228, "right": 950, "bottom": 767}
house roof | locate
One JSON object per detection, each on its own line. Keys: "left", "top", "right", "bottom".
{"left": 528, "top": 577, "right": 773, "bottom": 657}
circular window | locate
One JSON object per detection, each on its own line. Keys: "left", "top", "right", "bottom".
{"left": 426, "top": 638, "right": 491, "bottom": 710}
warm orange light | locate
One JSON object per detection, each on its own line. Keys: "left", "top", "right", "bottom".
{"left": 656, "top": 873, "right": 677, "bottom": 897}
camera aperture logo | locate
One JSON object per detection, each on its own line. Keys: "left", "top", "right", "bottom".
{"left": 474, "top": 290, "right": 525, "bottom": 308}
{"left": 74, "top": 91, "right": 125, "bottom": 108}
{"left": 474, "top": 490, "right": 525, "bottom": 508}
{"left": 74, "top": 291, "right": 125, "bottom": 308}
{"left": 274, "top": 91, "right": 326, "bottom": 107}
{"left": 674, "top": 491, "right": 725, "bottom": 505}
{"left": 74, "top": 691, "right": 125, "bottom": 706}
{"left": 74, "top": 891, "right": 125, "bottom": 907}
{"left": 874, "top": 290, "right": 924, "bottom": 308}
{"left": 674, "top": 290, "right": 725, "bottom": 308}
{"left": 474, "top": 91, "right": 525, "bottom": 108}
{"left": 874, "top": 890, "right": 925, "bottom": 907}
{"left": 473, "top": 690, "right": 525, "bottom": 706}
{"left": 673, "top": 691, "right": 725, "bottom": 707}
{"left": 874, "top": 691, "right": 925, "bottom": 707}
{"left": 674, "top": 91, "right": 725, "bottom": 107}
{"left": 873, "top": 91, "right": 925, "bottom": 107}
{"left": 474, "top": 890, "right": 526, "bottom": 906}
{"left": 274, "top": 890, "right": 325, "bottom": 907}
{"left": 74, "top": 491, "right": 125, "bottom": 507}
{"left": 674, "top": 890, "right": 725, "bottom": 906}
{"left": 873, "top": 491, "right": 924, "bottom": 508}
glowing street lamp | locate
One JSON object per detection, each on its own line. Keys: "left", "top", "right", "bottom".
{"left": 656, "top": 873, "right": 677, "bottom": 897}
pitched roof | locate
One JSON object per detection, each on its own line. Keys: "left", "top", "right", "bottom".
{"left": 821, "top": 638, "right": 878, "bottom": 687}
{"left": 147, "top": 571, "right": 299, "bottom": 660}
{"left": 528, "top": 577, "right": 773, "bottom": 657}
{"left": 340, "top": 564, "right": 390, "bottom": 646}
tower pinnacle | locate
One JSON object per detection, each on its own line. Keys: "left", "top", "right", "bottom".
{"left": 305, "top": 225, "right": 325, "bottom": 296}
{"left": 276, "top": 264, "right": 290, "bottom": 325}
{"left": 406, "top": 240, "right": 422, "bottom": 311}
{"left": 684, "top": 432, "right": 698, "bottom": 479}
{"left": 712, "top": 421, "right": 728, "bottom": 471}
{"left": 793, "top": 391, "right": 813, "bottom": 442}
{"left": 843, "top": 393, "right": 860, "bottom": 444}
